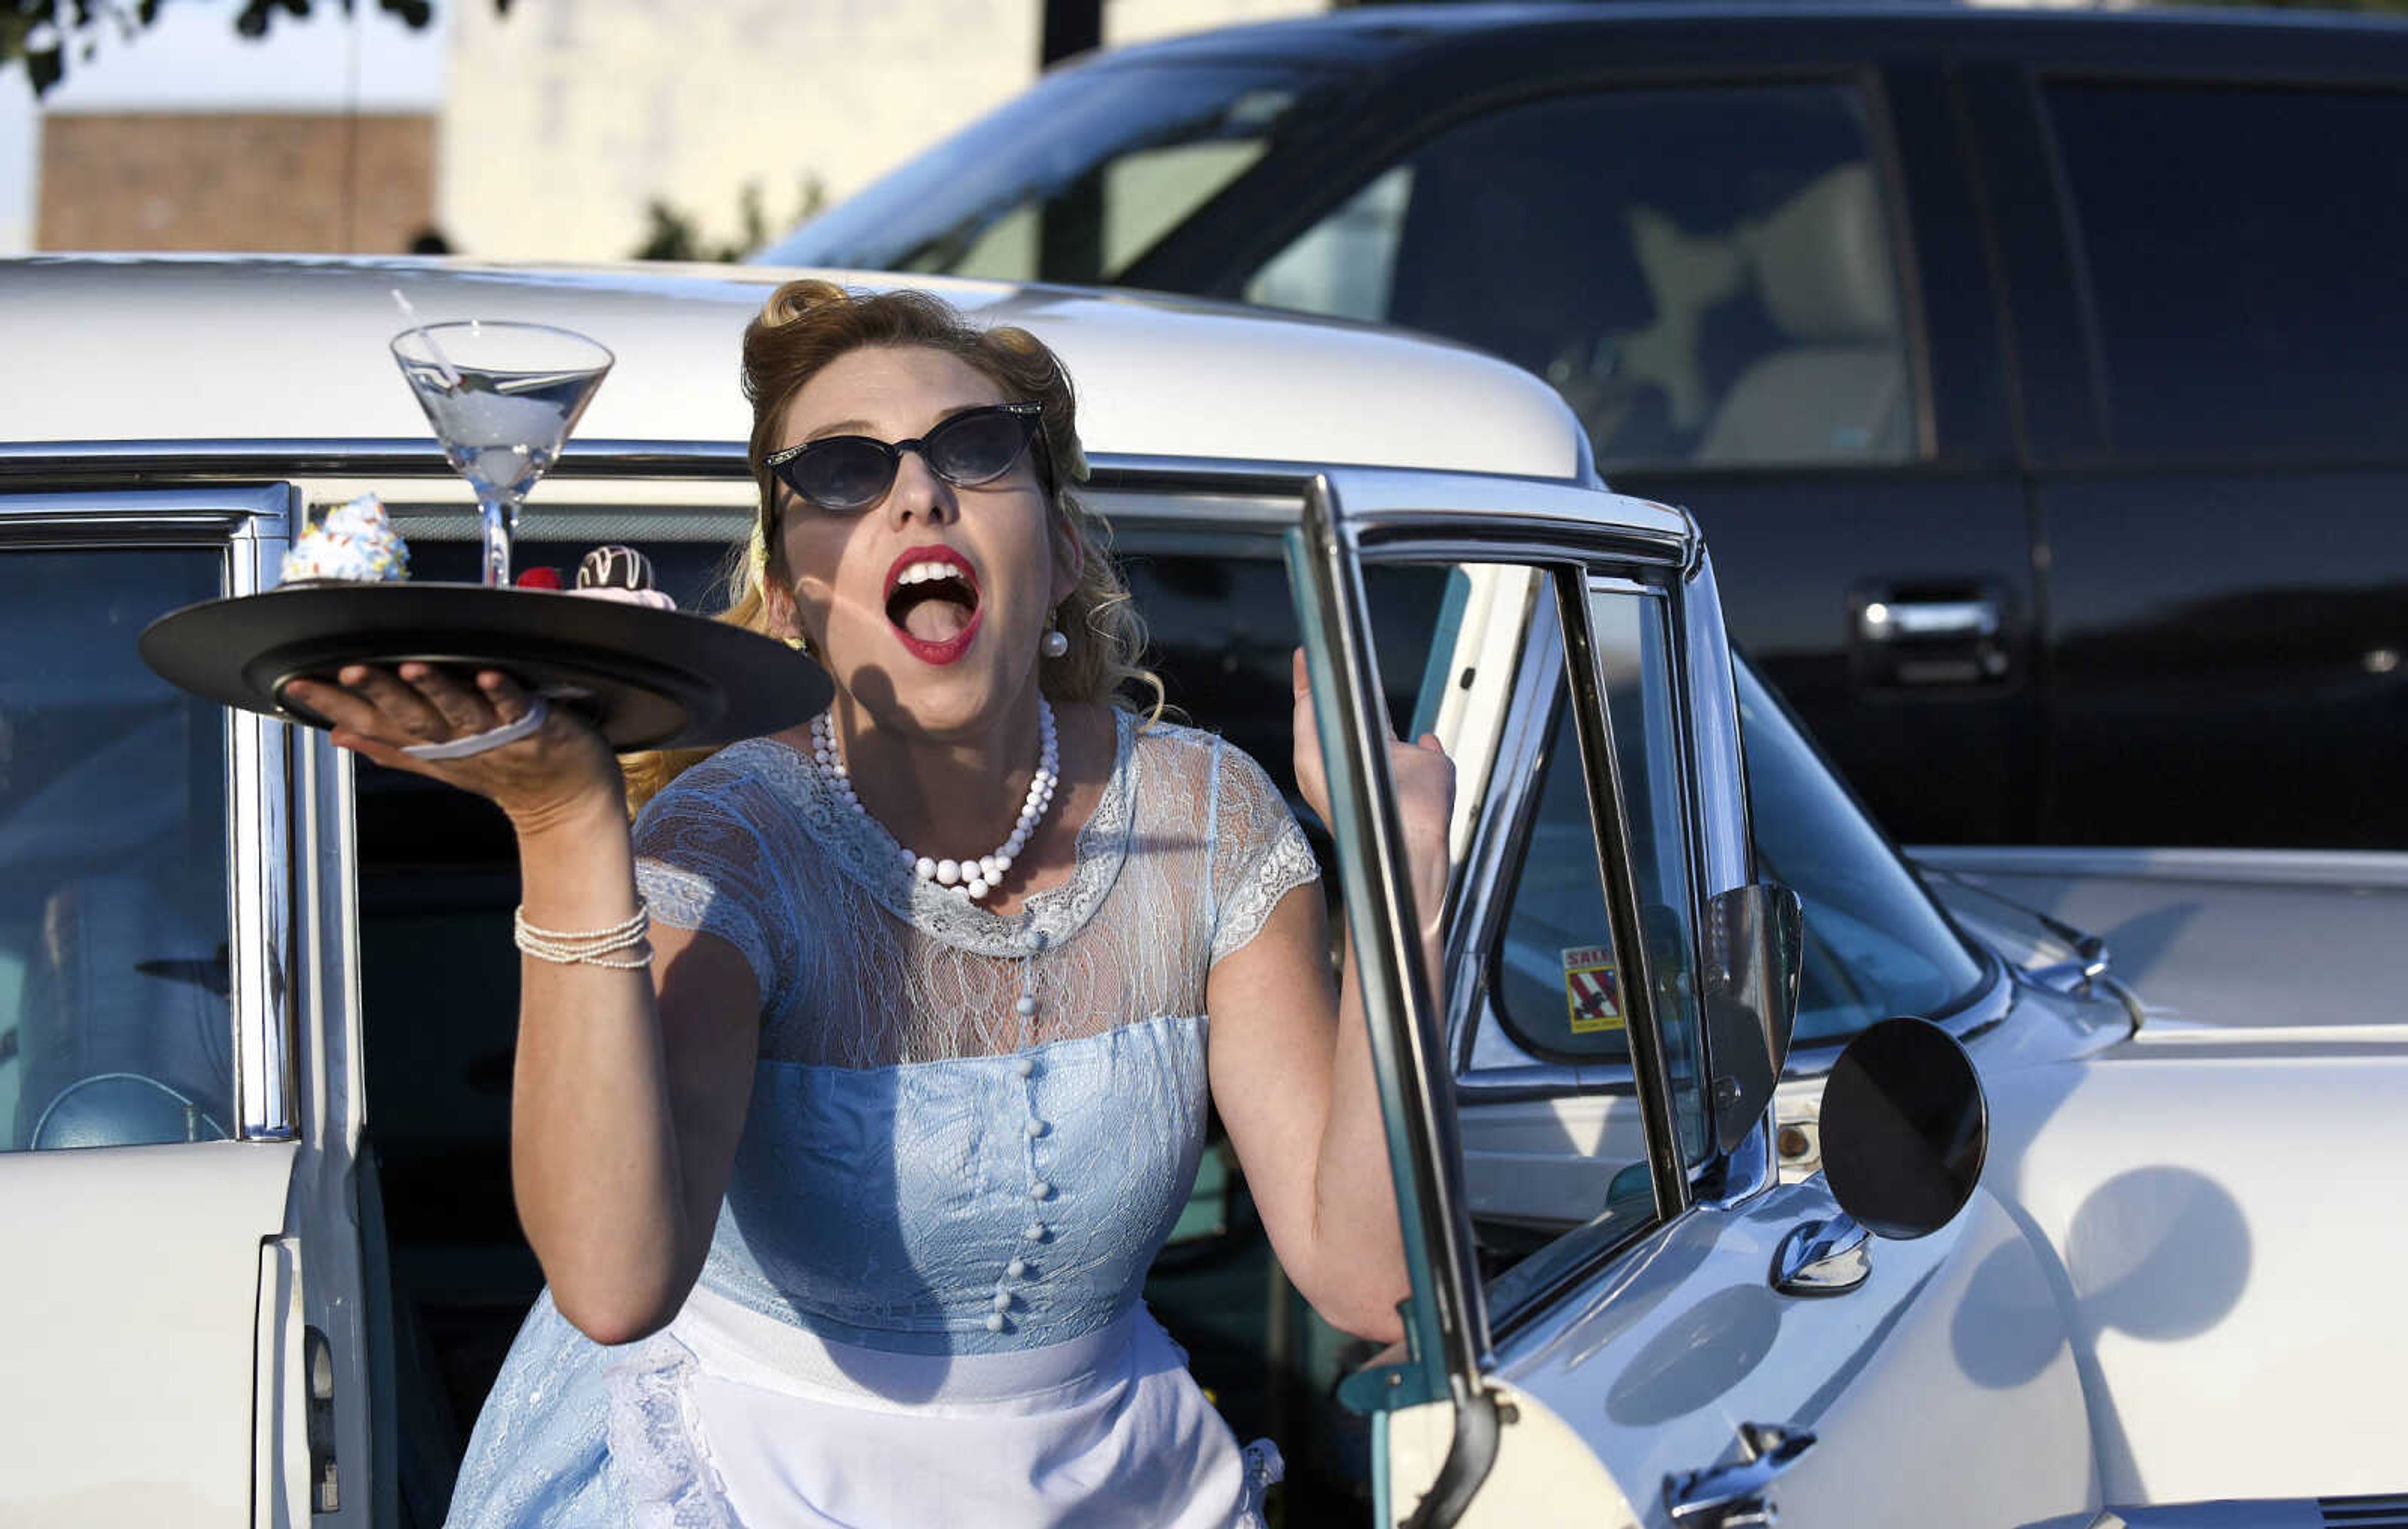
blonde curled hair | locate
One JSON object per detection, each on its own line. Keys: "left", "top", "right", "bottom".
{"left": 623, "top": 279, "right": 1159, "bottom": 813}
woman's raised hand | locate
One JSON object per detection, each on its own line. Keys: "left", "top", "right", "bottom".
{"left": 281, "top": 664, "right": 623, "bottom": 835}
{"left": 1290, "top": 648, "right": 1455, "bottom": 936}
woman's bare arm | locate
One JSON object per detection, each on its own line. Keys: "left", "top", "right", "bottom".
{"left": 1207, "top": 887, "right": 1416, "bottom": 1342}
{"left": 507, "top": 806, "right": 761, "bottom": 1344}
{"left": 1203, "top": 650, "right": 1454, "bottom": 1343}
{"left": 287, "top": 664, "right": 760, "bottom": 1345}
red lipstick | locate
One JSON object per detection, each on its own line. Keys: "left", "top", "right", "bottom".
{"left": 883, "top": 545, "right": 983, "bottom": 667}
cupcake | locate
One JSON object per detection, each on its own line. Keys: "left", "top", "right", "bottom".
{"left": 282, "top": 494, "right": 410, "bottom": 584}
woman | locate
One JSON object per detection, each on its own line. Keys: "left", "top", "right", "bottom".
{"left": 284, "top": 281, "right": 1453, "bottom": 1527}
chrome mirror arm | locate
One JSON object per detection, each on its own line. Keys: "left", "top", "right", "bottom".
{"left": 1770, "top": 1214, "right": 1872, "bottom": 1296}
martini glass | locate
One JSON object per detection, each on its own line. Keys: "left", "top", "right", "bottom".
{"left": 390, "top": 320, "right": 614, "bottom": 586}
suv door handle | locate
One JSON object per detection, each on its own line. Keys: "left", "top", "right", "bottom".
{"left": 1856, "top": 595, "right": 2000, "bottom": 643}
{"left": 1664, "top": 1422, "right": 1817, "bottom": 1527}
{"left": 1849, "top": 585, "right": 2013, "bottom": 687}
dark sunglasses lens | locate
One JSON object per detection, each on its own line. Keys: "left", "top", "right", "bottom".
{"left": 788, "top": 440, "right": 895, "bottom": 511}
{"left": 929, "top": 411, "right": 1034, "bottom": 485}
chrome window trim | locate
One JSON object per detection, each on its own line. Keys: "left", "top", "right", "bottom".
{"left": 1289, "top": 477, "right": 1494, "bottom": 1421}
{"left": 1679, "top": 548, "right": 1780, "bottom": 1206}
{"left": 1556, "top": 572, "right": 1693, "bottom": 1220}
{"left": 0, "top": 508, "right": 267, "bottom": 543}
{"left": 0, "top": 484, "right": 300, "bottom": 1143}
{"left": 1681, "top": 549, "right": 1753, "bottom": 905}
{"left": 214, "top": 489, "right": 304, "bottom": 1143}
{"left": 0, "top": 439, "right": 751, "bottom": 484}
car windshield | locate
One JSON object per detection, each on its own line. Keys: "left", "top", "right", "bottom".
{"left": 1734, "top": 661, "right": 1987, "bottom": 1045}
{"left": 755, "top": 58, "right": 1337, "bottom": 282}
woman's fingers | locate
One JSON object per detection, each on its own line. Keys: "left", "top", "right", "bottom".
{"left": 475, "top": 669, "right": 541, "bottom": 725}
{"left": 278, "top": 674, "right": 384, "bottom": 736}
{"left": 334, "top": 663, "right": 455, "bottom": 743}
{"left": 394, "top": 662, "right": 502, "bottom": 738}
{"left": 284, "top": 664, "right": 512, "bottom": 756}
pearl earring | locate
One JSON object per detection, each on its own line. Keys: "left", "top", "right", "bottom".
{"left": 1041, "top": 616, "right": 1069, "bottom": 659}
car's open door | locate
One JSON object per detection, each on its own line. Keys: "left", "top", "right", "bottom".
{"left": 1289, "top": 470, "right": 2099, "bottom": 1528}
{"left": 0, "top": 487, "right": 370, "bottom": 1528}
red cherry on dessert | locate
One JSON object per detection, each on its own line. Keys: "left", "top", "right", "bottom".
{"left": 515, "top": 567, "right": 564, "bottom": 590}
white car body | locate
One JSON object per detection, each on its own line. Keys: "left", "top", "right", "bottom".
{"left": 0, "top": 257, "right": 2399, "bottom": 1529}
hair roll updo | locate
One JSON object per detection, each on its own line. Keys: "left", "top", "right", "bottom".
{"left": 622, "top": 278, "right": 1159, "bottom": 813}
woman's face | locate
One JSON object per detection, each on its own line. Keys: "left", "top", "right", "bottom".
{"left": 767, "top": 343, "right": 1072, "bottom": 740}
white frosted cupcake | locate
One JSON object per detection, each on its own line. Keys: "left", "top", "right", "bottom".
{"left": 282, "top": 494, "right": 410, "bottom": 584}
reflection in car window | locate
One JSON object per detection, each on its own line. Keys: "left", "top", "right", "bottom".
{"left": 1736, "top": 662, "right": 1983, "bottom": 1045}
{"left": 0, "top": 548, "right": 233, "bottom": 1151}
{"left": 758, "top": 61, "right": 1333, "bottom": 283}
{"left": 2047, "top": 82, "right": 2408, "bottom": 460}
{"left": 1244, "top": 84, "right": 1911, "bottom": 470}
{"left": 1121, "top": 549, "right": 1447, "bottom": 810}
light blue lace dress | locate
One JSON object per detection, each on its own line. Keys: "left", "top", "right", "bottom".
{"left": 446, "top": 712, "right": 1319, "bottom": 1528}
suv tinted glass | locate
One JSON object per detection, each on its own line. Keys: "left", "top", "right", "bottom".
{"left": 758, "top": 60, "right": 1335, "bottom": 282}
{"left": 1245, "top": 83, "right": 1914, "bottom": 469}
{"left": 0, "top": 548, "right": 233, "bottom": 1151}
{"left": 2048, "top": 82, "right": 2408, "bottom": 460}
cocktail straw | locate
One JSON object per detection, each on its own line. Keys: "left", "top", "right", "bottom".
{"left": 390, "top": 288, "right": 462, "bottom": 389}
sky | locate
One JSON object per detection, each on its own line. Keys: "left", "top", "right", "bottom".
{"left": 0, "top": 0, "right": 451, "bottom": 251}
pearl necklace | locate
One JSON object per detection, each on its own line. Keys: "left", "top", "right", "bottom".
{"left": 809, "top": 699, "right": 1059, "bottom": 902}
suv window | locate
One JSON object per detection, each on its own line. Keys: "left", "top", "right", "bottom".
{"left": 0, "top": 548, "right": 233, "bottom": 1151}
{"left": 1245, "top": 83, "right": 1913, "bottom": 469}
{"left": 2047, "top": 82, "right": 2408, "bottom": 460}
{"left": 758, "top": 60, "right": 1336, "bottom": 283}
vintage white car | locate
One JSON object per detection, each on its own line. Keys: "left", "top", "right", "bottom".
{"left": 0, "top": 257, "right": 2400, "bottom": 1528}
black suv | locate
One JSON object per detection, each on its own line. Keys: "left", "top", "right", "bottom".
{"left": 762, "top": 4, "right": 2408, "bottom": 849}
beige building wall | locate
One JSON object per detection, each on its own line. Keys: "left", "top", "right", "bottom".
{"left": 441, "top": 0, "right": 1331, "bottom": 265}
{"left": 37, "top": 112, "right": 435, "bottom": 254}
{"left": 1106, "top": 0, "right": 1327, "bottom": 48}
{"left": 441, "top": 1, "right": 1042, "bottom": 263}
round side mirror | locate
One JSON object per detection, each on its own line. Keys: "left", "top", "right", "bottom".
{"left": 1819, "top": 1017, "right": 1987, "bottom": 1240}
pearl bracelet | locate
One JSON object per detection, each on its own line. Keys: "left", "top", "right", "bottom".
{"left": 513, "top": 903, "right": 653, "bottom": 968}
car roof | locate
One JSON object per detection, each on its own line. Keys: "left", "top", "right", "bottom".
{"left": 0, "top": 255, "right": 1589, "bottom": 482}
{"left": 1099, "top": 0, "right": 2408, "bottom": 70}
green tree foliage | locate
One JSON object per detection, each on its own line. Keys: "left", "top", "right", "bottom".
{"left": 1, "top": 0, "right": 504, "bottom": 99}
{"left": 633, "top": 177, "right": 826, "bottom": 263}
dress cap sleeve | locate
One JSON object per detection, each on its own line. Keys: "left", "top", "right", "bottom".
{"left": 1207, "top": 738, "right": 1321, "bottom": 967}
{"left": 632, "top": 773, "right": 786, "bottom": 1005}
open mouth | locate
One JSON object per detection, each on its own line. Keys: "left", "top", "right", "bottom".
{"left": 884, "top": 547, "right": 983, "bottom": 664}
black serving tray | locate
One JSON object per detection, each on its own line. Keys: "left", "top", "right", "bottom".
{"left": 140, "top": 582, "right": 830, "bottom": 751}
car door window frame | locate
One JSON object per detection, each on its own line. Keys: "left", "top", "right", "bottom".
{"left": 0, "top": 485, "right": 299, "bottom": 1143}
{"left": 1282, "top": 463, "right": 1755, "bottom": 1419}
